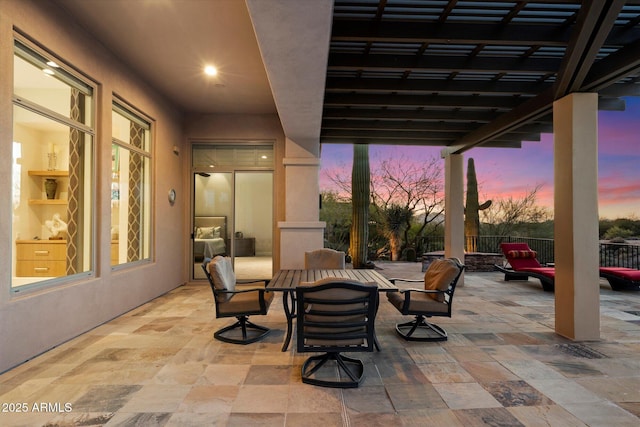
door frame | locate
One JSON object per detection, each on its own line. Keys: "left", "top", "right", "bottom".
{"left": 190, "top": 141, "right": 275, "bottom": 281}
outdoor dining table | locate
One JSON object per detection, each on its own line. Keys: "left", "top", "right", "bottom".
{"left": 266, "top": 268, "right": 398, "bottom": 351}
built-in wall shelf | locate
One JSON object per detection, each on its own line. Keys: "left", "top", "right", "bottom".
{"left": 28, "top": 170, "right": 69, "bottom": 203}
{"left": 28, "top": 170, "right": 69, "bottom": 177}
{"left": 28, "top": 199, "right": 67, "bottom": 205}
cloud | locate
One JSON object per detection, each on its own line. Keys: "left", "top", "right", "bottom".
{"left": 598, "top": 97, "right": 640, "bottom": 156}
{"left": 320, "top": 117, "right": 639, "bottom": 219}
{"left": 599, "top": 180, "right": 640, "bottom": 204}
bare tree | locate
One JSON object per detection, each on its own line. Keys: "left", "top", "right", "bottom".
{"left": 480, "top": 185, "right": 550, "bottom": 236}
{"left": 370, "top": 156, "right": 444, "bottom": 253}
{"left": 325, "top": 154, "right": 445, "bottom": 258}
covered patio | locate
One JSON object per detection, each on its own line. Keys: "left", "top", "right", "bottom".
{"left": 1, "top": 264, "right": 639, "bottom": 426}
{"left": 2, "top": 2, "right": 640, "bottom": 420}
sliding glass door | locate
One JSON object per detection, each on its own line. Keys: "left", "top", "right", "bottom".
{"left": 234, "top": 172, "right": 273, "bottom": 279}
{"left": 193, "top": 171, "right": 232, "bottom": 280}
{"left": 192, "top": 144, "right": 273, "bottom": 281}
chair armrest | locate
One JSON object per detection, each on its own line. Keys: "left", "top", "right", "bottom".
{"left": 400, "top": 288, "right": 448, "bottom": 294}
{"left": 398, "top": 287, "right": 422, "bottom": 293}
{"left": 236, "top": 279, "right": 269, "bottom": 291}
{"left": 237, "top": 279, "right": 269, "bottom": 286}
{"left": 389, "top": 278, "right": 423, "bottom": 285}
{"left": 216, "top": 287, "right": 267, "bottom": 295}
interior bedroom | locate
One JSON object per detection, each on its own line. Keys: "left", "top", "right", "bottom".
{"left": 192, "top": 169, "right": 273, "bottom": 281}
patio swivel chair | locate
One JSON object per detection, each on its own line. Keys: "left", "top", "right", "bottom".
{"left": 296, "top": 278, "right": 378, "bottom": 388}
{"left": 387, "top": 258, "right": 465, "bottom": 341}
{"left": 296, "top": 249, "right": 347, "bottom": 323}
{"left": 202, "top": 256, "right": 274, "bottom": 344}
{"left": 304, "top": 248, "right": 346, "bottom": 269}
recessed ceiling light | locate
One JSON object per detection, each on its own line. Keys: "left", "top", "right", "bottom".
{"left": 46, "top": 61, "right": 60, "bottom": 68}
{"left": 204, "top": 65, "right": 217, "bottom": 76}
{"left": 43, "top": 68, "right": 55, "bottom": 75}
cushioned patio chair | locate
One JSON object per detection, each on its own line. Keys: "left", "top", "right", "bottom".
{"left": 304, "top": 248, "right": 346, "bottom": 269}
{"left": 289, "top": 249, "right": 347, "bottom": 324}
{"left": 202, "top": 256, "right": 274, "bottom": 344}
{"left": 495, "top": 242, "right": 556, "bottom": 292}
{"left": 296, "top": 278, "right": 378, "bottom": 388}
{"left": 387, "top": 258, "right": 464, "bottom": 341}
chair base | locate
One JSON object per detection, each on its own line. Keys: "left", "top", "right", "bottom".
{"left": 603, "top": 277, "right": 640, "bottom": 291}
{"left": 600, "top": 272, "right": 640, "bottom": 291}
{"left": 214, "top": 315, "right": 270, "bottom": 345}
{"left": 494, "top": 265, "right": 555, "bottom": 292}
{"left": 301, "top": 353, "right": 364, "bottom": 388}
{"left": 395, "top": 315, "right": 447, "bottom": 342}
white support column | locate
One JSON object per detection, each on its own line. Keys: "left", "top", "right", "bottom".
{"left": 444, "top": 154, "right": 465, "bottom": 285}
{"left": 278, "top": 137, "right": 325, "bottom": 269}
{"left": 553, "top": 93, "right": 600, "bottom": 341}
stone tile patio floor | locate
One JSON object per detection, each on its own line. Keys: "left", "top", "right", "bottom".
{"left": 1, "top": 262, "right": 640, "bottom": 426}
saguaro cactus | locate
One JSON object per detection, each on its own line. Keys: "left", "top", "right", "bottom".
{"left": 350, "top": 144, "right": 370, "bottom": 268}
{"left": 465, "top": 158, "right": 491, "bottom": 252}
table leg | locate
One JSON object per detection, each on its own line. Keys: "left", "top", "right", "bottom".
{"left": 374, "top": 333, "right": 381, "bottom": 351}
{"left": 281, "top": 290, "right": 296, "bottom": 352}
{"left": 374, "top": 293, "right": 381, "bottom": 351}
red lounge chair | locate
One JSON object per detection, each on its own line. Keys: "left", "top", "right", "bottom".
{"left": 497, "top": 242, "right": 640, "bottom": 292}
{"left": 599, "top": 267, "right": 640, "bottom": 291}
{"left": 495, "top": 242, "right": 555, "bottom": 292}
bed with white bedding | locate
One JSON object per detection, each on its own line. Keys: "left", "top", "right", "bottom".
{"left": 194, "top": 216, "right": 228, "bottom": 261}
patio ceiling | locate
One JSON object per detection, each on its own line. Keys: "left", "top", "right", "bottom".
{"left": 52, "top": 1, "right": 640, "bottom": 154}
{"left": 322, "top": 0, "right": 640, "bottom": 154}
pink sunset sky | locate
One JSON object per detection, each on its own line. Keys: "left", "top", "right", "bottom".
{"left": 320, "top": 97, "right": 640, "bottom": 220}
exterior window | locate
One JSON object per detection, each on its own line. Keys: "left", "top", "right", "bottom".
{"left": 11, "top": 39, "right": 94, "bottom": 291}
{"left": 111, "top": 102, "right": 152, "bottom": 266}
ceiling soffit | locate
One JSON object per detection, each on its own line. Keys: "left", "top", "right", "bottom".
{"left": 246, "top": 0, "right": 333, "bottom": 152}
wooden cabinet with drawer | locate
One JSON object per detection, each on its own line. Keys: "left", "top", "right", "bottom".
{"left": 16, "top": 240, "right": 67, "bottom": 277}
{"left": 234, "top": 237, "right": 256, "bottom": 257}
{"left": 111, "top": 240, "right": 119, "bottom": 266}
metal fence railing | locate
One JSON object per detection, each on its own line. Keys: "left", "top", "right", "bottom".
{"left": 418, "top": 235, "right": 640, "bottom": 269}
{"left": 600, "top": 242, "right": 640, "bottom": 268}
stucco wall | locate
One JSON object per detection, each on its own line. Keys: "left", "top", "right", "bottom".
{"left": 0, "top": 0, "right": 185, "bottom": 372}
